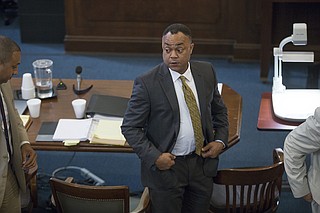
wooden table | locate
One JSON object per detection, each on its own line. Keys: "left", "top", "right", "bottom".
{"left": 11, "top": 78, "right": 242, "bottom": 152}
{"left": 257, "top": 92, "right": 302, "bottom": 130}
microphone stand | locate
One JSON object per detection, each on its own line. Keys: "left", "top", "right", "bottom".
{"left": 72, "top": 66, "right": 93, "bottom": 95}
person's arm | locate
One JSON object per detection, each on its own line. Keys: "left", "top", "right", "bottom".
{"left": 201, "top": 142, "right": 224, "bottom": 158}
{"left": 210, "top": 67, "right": 229, "bottom": 145}
{"left": 14, "top": 100, "right": 37, "bottom": 173}
{"left": 202, "top": 65, "right": 228, "bottom": 158}
{"left": 5, "top": 81, "right": 38, "bottom": 173}
{"left": 303, "top": 193, "right": 313, "bottom": 203}
{"left": 121, "top": 77, "right": 161, "bottom": 169}
{"left": 21, "top": 143, "right": 37, "bottom": 173}
{"left": 17, "top": 122, "right": 37, "bottom": 170}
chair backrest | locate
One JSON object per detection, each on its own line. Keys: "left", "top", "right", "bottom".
{"left": 210, "top": 148, "right": 284, "bottom": 213}
{"left": 273, "top": 147, "right": 284, "bottom": 195}
{"left": 50, "top": 177, "right": 130, "bottom": 213}
{"left": 273, "top": 147, "right": 284, "bottom": 164}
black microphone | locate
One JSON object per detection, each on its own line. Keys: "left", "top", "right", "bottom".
{"left": 75, "top": 66, "right": 82, "bottom": 90}
{"left": 72, "top": 66, "right": 93, "bottom": 95}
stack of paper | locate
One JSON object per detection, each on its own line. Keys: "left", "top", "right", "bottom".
{"left": 90, "top": 118, "right": 126, "bottom": 146}
{"left": 53, "top": 119, "right": 93, "bottom": 141}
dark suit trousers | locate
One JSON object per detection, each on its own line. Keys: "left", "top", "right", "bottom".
{"left": 149, "top": 154, "right": 213, "bottom": 213}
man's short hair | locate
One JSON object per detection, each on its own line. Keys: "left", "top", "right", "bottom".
{"left": 162, "top": 23, "right": 192, "bottom": 41}
{"left": 0, "top": 35, "right": 20, "bottom": 64}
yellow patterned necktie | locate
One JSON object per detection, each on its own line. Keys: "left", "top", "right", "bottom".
{"left": 180, "top": 76, "right": 204, "bottom": 155}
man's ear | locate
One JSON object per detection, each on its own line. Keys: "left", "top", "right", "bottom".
{"left": 190, "top": 43, "right": 194, "bottom": 54}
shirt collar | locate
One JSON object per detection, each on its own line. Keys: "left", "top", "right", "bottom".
{"left": 169, "top": 63, "right": 192, "bottom": 82}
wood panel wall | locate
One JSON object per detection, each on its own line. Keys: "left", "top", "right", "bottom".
{"left": 19, "top": 0, "right": 65, "bottom": 43}
{"left": 64, "top": 0, "right": 320, "bottom": 62}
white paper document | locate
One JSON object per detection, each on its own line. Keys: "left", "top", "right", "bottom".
{"left": 53, "top": 118, "right": 93, "bottom": 141}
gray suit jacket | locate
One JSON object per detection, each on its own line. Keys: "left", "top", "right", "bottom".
{"left": 121, "top": 61, "right": 229, "bottom": 188}
{"left": 284, "top": 107, "right": 320, "bottom": 205}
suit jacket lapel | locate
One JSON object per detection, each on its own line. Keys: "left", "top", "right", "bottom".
{"left": 1, "top": 84, "right": 13, "bottom": 123}
{"left": 158, "top": 64, "right": 180, "bottom": 135}
{"left": 190, "top": 63, "right": 207, "bottom": 127}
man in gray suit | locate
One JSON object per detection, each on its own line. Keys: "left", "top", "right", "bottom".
{"left": 0, "top": 35, "right": 37, "bottom": 212}
{"left": 284, "top": 106, "right": 320, "bottom": 213}
{"left": 121, "top": 23, "right": 229, "bottom": 213}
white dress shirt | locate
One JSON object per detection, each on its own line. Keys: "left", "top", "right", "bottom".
{"left": 169, "top": 64, "right": 201, "bottom": 156}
